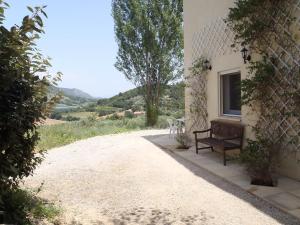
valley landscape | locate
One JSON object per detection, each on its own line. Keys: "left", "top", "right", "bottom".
{"left": 38, "top": 83, "right": 185, "bottom": 150}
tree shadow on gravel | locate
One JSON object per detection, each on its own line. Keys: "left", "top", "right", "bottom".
{"left": 142, "top": 134, "right": 300, "bottom": 225}
{"left": 68, "top": 207, "right": 210, "bottom": 225}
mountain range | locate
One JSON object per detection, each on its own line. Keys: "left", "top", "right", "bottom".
{"left": 49, "top": 86, "right": 94, "bottom": 100}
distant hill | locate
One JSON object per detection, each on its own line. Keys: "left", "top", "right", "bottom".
{"left": 49, "top": 86, "right": 96, "bottom": 112}
{"left": 97, "top": 82, "right": 185, "bottom": 114}
{"left": 49, "top": 86, "right": 94, "bottom": 100}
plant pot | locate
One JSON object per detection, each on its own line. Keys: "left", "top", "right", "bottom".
{"left": 250, "top": 172, "right": 277, "bottom": 187}
{"left": 176, "top": 145, "right": 190, "bottom": 150}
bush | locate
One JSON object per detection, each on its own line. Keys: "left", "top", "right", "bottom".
{"left": 63, "top": 115, "right": 81, "bottom": 121}
{"left": 124, "top": 116, "right": 146, "bottom": 129}
{"left": 240, "top": 137, "right": 279, "bottom": 186}
{"left": 124, "top": 110, "right": 134, "bottom": 119}
{"left": 108, "top": 113, "right": 122, "bottom": 120}
{"left": 49, "top": 112, "right": 63, "bottom": 120}
{"left": 0, "top": 4, "right": 61, "bottom": 192}
{"left": 38, "top": 116, "right": 158, "bottom": 150}
{"left": 154, "top": 116, "right": 171, "bottom": 129}
{"left": 96, "top": 106, "right": 120, "bottom": 117}
{"left": 1, "top": 187, "right": 61, "bottom": 225}
{"left": 176, "top": 133, "right": 190, "bottom": 149}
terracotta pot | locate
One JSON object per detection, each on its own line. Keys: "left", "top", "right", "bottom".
{"left": 250, "top": 171, "right": 276, "bottom": 187}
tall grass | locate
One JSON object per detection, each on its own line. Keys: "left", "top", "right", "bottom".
{"left": 38, "top": 116, "right": 170, "bottom": 150}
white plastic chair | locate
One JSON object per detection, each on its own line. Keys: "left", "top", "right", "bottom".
{"left": 167, "top": 119, "right": 177, "bottom": 138}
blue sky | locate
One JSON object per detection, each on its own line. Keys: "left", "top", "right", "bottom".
{"left": 4, "top": 1, "right": 134, "bottom": 98}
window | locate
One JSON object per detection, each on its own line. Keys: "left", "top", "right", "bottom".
{"left": 220, "top": 72, "right": 241, "bottom": 116}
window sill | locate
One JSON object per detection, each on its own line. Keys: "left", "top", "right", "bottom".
{"left": 219, "top": 114, "right": 242, "bottom": 122}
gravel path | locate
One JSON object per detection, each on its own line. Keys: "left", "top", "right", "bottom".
{"left": 24, "top": 130, "right": 299, "bottom": 225}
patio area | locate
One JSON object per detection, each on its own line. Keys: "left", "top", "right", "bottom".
{"left": 145, "top": 133, "right": 300, "bottom": 221}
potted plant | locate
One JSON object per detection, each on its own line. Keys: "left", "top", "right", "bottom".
{"left": 176, "top": 132, "right": 190, "bottom": 150}
{"left": 240, "top": 136, "right": 279, "bottom": 187}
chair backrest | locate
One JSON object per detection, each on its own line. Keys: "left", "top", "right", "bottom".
{"left": 211, "top": 119, "right": 244, "bottom": 139}
{"left": 167, "top": 119, "right": 174, "bottom": 127}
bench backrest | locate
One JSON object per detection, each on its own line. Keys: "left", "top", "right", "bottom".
{"left": 211, "top": 120, "right": 244, "bottom": 139}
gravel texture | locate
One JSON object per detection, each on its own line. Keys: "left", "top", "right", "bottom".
{"left": 24, "top": 130, "right": 300, "bottom": 225}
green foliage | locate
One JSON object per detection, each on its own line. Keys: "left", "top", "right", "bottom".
{"left": 176, "top": 132, "right": 190, "bottom": 149}
{"left": 1, "top": 188, "right": 61, "bottom": 225}
{"left": 124, "top": 110, "right": 134, "bottom": 119}
{"left": 97, "top": 83, "right": 184, "bottom": 116}
{"left": 112, "top": 0, "right": 183, "bottom": 126}
{"left": 227, "top": 0, "right": 291, "bottom": 50}
{"left": 227, "top": 0, "right": 298, "bottom": 183}
{"left": 186, "top": 57, "right": 210, "bottom": 132}
{"left": 63, "top": 115, "right": 81, "bottom": 122}
{"left": 50, "top": 112, "right": 63, "bottom": 120}
{"left": 38, "top": 115, "right": 172, "bottom": 150}
{"left": 97, "top": 106, "right": 120, "bottom": 117}
{"left": 155, "top": 116, "right": 171, "bottom": 129}
{"left": 123, "top": 116, "right": 145, "bottom": 129}
{"left": 241, "top": 58, "right": 275, "bottom": 105}
{"left": 0, "top": 3, "right": 61, "bottom": 191}
{"left": 240, "top": 137, "right": 279, "bottom": 179}
{"left": 98, "top": 87, "right": 143, "bottom": 109}
{"left": 188, "top": 57, "right": 209, "bottom": 78}
{"left": 160, "top": 82, "right": 185, "bottom": 117}
{"left": 146, "top": 103, "right": 159, "bottom": 126}
{"left": 37, "top": 117, "right": 143, "bottom": 150}
{"left": 108, "top": 113, "right": 122, "bottom": 120}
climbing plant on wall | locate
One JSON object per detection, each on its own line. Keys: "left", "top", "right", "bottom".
{"left": 226, "top": 0, "right": 300, "bottom": 183}
{"left": 186, "top": 57, "right": 209, "bottom": 137}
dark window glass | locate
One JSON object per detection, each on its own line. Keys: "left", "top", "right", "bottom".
{"left": 222, "top": 73, "right": 241, "bottom": 115}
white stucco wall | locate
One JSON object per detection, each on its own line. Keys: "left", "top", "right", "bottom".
{"left": 183, "top": 0, "right": 300, "bottom": 180}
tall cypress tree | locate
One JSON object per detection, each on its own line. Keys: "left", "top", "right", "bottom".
{"left": 112, "top": 0, "right": 183, "bottom": 126}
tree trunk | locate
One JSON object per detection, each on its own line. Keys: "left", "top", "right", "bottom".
{"left": 146, "top": 101, "right": 158, "bottom": 127}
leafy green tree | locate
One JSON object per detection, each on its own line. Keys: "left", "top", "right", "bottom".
{"left": 0, "top": 2, "right": 61, "bottom": 195}
{"left": 112, "top": 0, "right": 183, "bottom": 126}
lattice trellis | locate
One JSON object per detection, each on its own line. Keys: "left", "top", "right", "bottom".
{"left": 187, "top": 73, "right": 208, "bottom": 133}
{"left": 192, "top": 18, "right": 235, "bottom": 62}
{"left": 256, "top": 0, "right": 300, "bottom": 154}
{"left": 187, "top": 18, "right": 234, "bottom": 135}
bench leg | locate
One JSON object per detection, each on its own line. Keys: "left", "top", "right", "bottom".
{"left": 223, "top": 150, "right": 226, "bottom": 166}
{"left": 196, "top": 146, "right": 212, "bottom": 154}
{"left": 211, "top": 147, "right": 214, "bottom": 152}
{"left": 194, "top": 134, "right": 198, "bottom": 154}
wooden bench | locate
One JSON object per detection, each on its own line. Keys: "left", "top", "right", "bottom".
{"left": 193, "top": 119, "right": 244, "bottom": 166}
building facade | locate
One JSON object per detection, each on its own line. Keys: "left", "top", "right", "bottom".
{"left": 183, "top": 0, "right": 300, "bottom": 180}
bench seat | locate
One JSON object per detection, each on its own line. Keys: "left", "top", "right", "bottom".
{"left": 197, "top": 137, "right": 241, "bottom": 150}
{"left": 194, "top": 119, "right": 244, "bottom": 166}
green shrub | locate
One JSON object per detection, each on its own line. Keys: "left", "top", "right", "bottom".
{"left": 240, "top": 136, "right": 279, "bottom": 186}
{"left": 50, "top": 112, "right": 63, "bottom": 120}
{"left": 176, "top": 132, "right": 190, "bottom": 149}
{"left": 0, "top": 4, "right": 61, "bottom": 191}
{"left": 154, "top": 116, "right": 171, "bottom": 129}
{"left": 124, "top": 110, "right": 134, "bottom": 119}
{"left": 97, "top": 106, "right": 120, "bottom": 117}
{"left": 39, "top": 116, "right": 176, "bottom": 150}
{"left": 124, "top": 116, "right": 146, "bottom": 129}
{"left": 108, "top": 113, "right": 122, "bottom": 120}
{"left": 63, "top": 115, "right": 81, "bottom": 121}
{"left": 1, "top": 188, "right": 61, "bottom": 225}
{"left": 98, "top": 109, "right": 115, "bottom": 117}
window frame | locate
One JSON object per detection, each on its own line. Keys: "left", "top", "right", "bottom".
{"left": 218, "top": 69, "right": 242, "bottom": 118}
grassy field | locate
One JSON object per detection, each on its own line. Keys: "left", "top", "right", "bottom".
{"left": 61, "top": 111, "right": 97, "bottom": 119}
{"left": 38, "top": 116, "right": 170, "bottom": 150}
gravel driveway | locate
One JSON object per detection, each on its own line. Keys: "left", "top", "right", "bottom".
{"left": 24, "top": 130, "right": 299, "bottom": 225}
